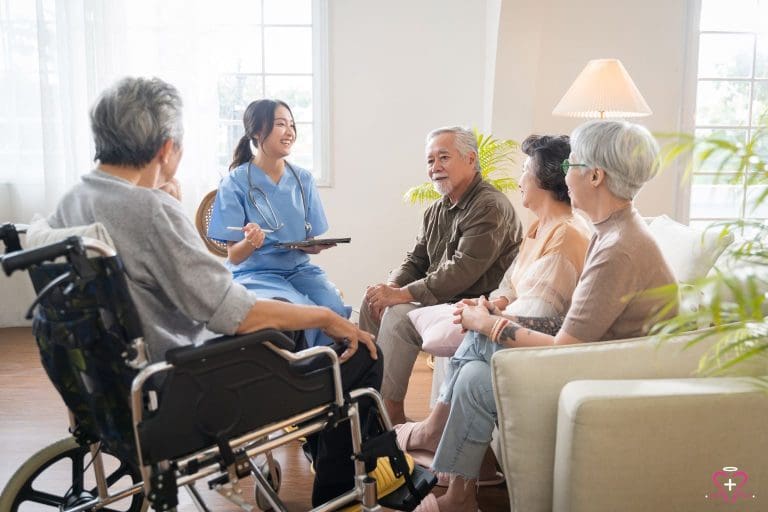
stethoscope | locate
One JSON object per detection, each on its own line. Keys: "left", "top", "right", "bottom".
{"left": 246, "top": 161, "right": 312, "bottom": 238}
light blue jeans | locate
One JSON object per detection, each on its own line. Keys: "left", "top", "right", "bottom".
{"left": 431, "top": 330, "right": 502, "bottom": 480}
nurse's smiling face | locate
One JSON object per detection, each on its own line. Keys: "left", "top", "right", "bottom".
{"left": 259, "top": 105, "right": 296, "bottom": 160}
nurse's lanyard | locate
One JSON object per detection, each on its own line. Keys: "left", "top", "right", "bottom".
{"left": 246, "top": 162, "right": 311, "bottom": 238}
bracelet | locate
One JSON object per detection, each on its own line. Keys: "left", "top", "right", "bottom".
{"left": 494, "top": 319, "right": 510, "bottom": 343}
{"left": 489, "top": 318, "right": 502, "bottom": 343}
{"left": 489, "top": 317, "right": 509, "bottom": 344}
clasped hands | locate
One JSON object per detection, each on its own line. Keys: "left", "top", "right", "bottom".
{"left": 452, "top": 295, "right": 502, "bottom": 333}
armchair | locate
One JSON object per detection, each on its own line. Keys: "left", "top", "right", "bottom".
{"left": 491, "top": 327, "right": 768, "bottom": 512}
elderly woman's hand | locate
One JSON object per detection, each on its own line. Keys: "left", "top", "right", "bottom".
{"left": 453, "top": 297, "right": 492, "bottom": 333}
{"left": 242, "top": 223, "right": 266, "bottom": 249}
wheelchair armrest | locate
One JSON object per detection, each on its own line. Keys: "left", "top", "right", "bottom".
{"left": 165, "top": 329, "right": 295, "bottom": 365}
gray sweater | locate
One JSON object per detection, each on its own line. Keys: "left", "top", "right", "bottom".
{"left": 49, "top": 170, "right": 256, "bottom": 361}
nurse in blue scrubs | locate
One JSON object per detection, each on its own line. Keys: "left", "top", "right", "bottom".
{"left": 207, "top": 99, "right": 350, "bottom": 347}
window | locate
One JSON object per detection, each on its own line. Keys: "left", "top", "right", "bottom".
{"left": 215, "top": 0, "right": 329, "bottom": 182}
{"left": 689, "top": 0, "right": 768, "bottom": 231}
{"left": 0, "top": 0, "right": 330, "bottom": 220}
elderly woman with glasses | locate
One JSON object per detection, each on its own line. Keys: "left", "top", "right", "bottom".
{"left": 404, "top": 120, "right": 678, "bottom": 512}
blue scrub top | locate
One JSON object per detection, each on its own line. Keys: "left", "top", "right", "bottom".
{"left": 207, "top": 162, "right": 329, "bottom": 273}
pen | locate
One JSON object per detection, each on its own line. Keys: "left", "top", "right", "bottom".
{"left": 226, "top": 226, "right": 274, "bottom": 233}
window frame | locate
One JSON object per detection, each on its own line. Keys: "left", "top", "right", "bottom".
{"left": 216, "top": 0, "right": 331, "bottom": 186}
{"left": 681, "top": 0, "right": 768, "bottom": 226}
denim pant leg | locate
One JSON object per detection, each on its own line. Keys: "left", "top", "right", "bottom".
{"left": 437, "top": 330, "right": 498, "bottom": 404}
{"left": 431, "top": 359, "right": 497, "bottom": 480}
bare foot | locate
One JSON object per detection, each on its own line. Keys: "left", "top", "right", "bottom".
{"left": 406, "top": 421, "right": 441, "bottom": 453}
{"left": 436, "top": 477, "right": 479, "bottom": 512}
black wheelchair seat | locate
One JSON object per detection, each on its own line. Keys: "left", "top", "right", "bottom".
{"left": 140, "top": 329, "right": 337, "bottom": 464}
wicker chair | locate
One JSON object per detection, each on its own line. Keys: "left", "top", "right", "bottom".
{"left": 195, "top": 189, "right": 228, "bottom": 257}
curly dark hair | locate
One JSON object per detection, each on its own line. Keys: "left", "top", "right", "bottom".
{"left": 521, "top": 134, "right": 571, "bottom": 204}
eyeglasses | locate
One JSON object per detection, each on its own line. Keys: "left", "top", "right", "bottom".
{"left": 561, "top": 159, "right": 590, "bottom": 175}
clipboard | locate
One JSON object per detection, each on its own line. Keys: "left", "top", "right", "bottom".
{"left": 275, "top": 237, "right": 351, "bottom": 249}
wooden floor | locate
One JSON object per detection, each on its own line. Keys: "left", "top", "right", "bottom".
{"left": 0, "top": 327, "right": 509, "bottom": 511}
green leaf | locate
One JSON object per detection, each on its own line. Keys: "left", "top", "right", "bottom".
{"left": 403, "top": 129, "right": 519, "bottom": 205}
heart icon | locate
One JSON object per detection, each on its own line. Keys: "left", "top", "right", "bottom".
{"left": 711, "top": 467, "right": 749, "bottom": 503}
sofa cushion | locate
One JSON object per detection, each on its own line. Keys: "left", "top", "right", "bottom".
{"left": 407, "top": 303, "right": 464, "bottom": 357}
{"left": 647, "top": 215, "right": 733, "bottom": 283}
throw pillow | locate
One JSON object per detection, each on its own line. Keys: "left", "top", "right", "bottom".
{"left": 407, "top": 303, "right": 465, "bottom": 357}
{"left": 26, "top": 215, "right": 115, "bottom": 249}
{"left": 647, "top": 215, "right": 734, "bottom": 284}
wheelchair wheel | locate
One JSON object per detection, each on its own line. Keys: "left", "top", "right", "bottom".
{"left": 254, "top": 458, "right": 281, "bottom": 511}
{"left": 0, "top": 436, "right": 146, "bottom": 512}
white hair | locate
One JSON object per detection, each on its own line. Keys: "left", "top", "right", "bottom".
{"left": 91, "top": 77, "right": 183, "bottom": 167}
{"left": 570, "top": 120, "right": 659, "bottom": 200}
{"left": 426, "top": 126, "right": 480, "bottom": 171}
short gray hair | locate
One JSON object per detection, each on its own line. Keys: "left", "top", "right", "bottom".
{"left": 570, "top": 120, "right": 659, "bottom": 200}
{"left": 426, "top": 126, "right": 480, "bottom": 171}
{"left": 91, "top": 77, "right": 184, "bottom": 168}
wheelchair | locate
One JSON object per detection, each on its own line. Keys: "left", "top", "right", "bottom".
{"left": 0, "top": 222, "right": 435, "bottom": 512}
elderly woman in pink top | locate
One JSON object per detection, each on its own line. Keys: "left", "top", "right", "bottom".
{"left": 404, "top": 121, "right": 678, "bottom": 512}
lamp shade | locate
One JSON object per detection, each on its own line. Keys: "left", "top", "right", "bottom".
{"left": 552, "top": 58, "right": 652, "bottom": 118}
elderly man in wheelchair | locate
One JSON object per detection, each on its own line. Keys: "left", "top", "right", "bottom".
{"left": 0, "top": 76, "right": 435, "bottom": 512}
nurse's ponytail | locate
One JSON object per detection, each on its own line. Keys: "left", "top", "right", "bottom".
{"left": 229, "top": 134, "right": 253, "bottom": 170}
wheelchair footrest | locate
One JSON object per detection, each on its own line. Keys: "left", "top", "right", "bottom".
{"left": 378, "top": 464, "right": 437, "bottom": 512}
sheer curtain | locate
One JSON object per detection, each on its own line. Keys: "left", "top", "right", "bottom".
{"left": 0, "top": 0, "right": 233, "bottom": 223}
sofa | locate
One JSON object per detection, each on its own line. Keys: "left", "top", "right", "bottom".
{"left": 487, "top": 215, "right": 768, "bottom": 511}
{"left": 491, "top": 327, "right": 768, "bottom": 512}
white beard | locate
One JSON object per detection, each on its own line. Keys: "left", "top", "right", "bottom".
{"left": 432, "top": 176, "right": 453, "bottom": 196}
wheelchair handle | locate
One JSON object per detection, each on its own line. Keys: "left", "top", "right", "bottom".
{"left": 0, "top": 236, "right": 84, "bottom": 276}
{"left": 1, "top": 236, "right": 83, "bottom": 276}
{"left": 0, "top": 222, "right": 26, "bottom": 254}
{"left": 2, "top": 236, "right": 117, "bottom": 276}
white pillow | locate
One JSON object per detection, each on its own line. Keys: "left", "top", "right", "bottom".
{"left": 647, "top": 215, "right": 734, "bottom": 283}
{"left": 26, "top": 216, "right": 115, "bottom": 249}
{"left": 407, "top": 303, "right": 465, "bottom": 357}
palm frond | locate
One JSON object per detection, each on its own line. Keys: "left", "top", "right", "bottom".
{"left": 404, "top": 129, "right": 519, "bottom": 205}
{"left": 403, "top": 182, "right": 441, "bottom": 205}
{"left": 652, "top": 114, "right": 768, "bottom": 378}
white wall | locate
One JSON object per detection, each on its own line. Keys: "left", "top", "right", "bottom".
{"left": 311, "top": 0, "right": 492, "bottom": 307}
{"left": 491, "top": 0, "right": 691, "bottom": 225}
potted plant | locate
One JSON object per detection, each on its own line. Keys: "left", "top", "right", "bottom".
{"left": 403, "top": 130, "right": 519, "bottom": 205}
{"left": 652, "top": 114, "right": 768, "bottom": 379}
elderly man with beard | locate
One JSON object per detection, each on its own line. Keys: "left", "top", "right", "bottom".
{"left": 360, "top": 126, "right": 522, "bottom": 424}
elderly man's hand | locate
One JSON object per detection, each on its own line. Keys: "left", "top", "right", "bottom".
{"left": 323, "top": 316, "right": 377, "bottom": 363}
{"left": 364, "top": 283, "right": 413, "bottom": 322}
